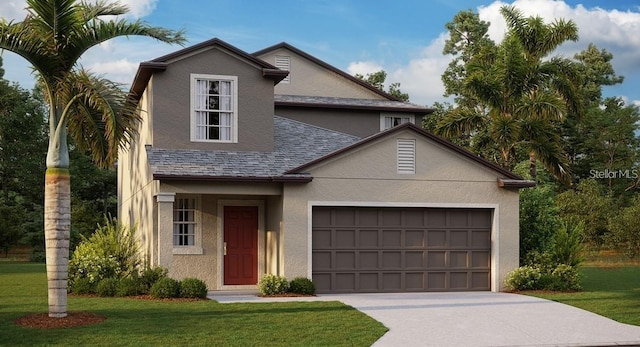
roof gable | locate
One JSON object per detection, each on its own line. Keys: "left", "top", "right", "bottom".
{"left": 254, "top": 42, "right": 401, "bottom": 101}
{"left": 130, "top": 38, "right": 288, "bottom": 100}
{"left": 286, "top": 122, "right": 533, "bottom": 187}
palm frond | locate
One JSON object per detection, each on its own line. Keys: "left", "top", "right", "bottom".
{"left": 57, "top": 70, "right": 140, "bottom": 168}
{"left": 434, "top": 107, "right": 485, "bottom": 139}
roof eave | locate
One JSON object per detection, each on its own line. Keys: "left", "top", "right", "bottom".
{"left": 497, "top": 178, "right": 536, "bottom": 189}
{"left": 129, "top": 62, "right": 168, "bottom": 101}
{"left": 275, "top": 100, "right": 433, "bottom": 115}
{"left": 153, "top": 174, "right": 312, "bottom": 183}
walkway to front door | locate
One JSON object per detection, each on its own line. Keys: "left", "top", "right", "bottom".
{"left": 223, "top": 206, "right": 258, "bottom": 285}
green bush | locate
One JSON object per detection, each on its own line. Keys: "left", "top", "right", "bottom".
{"left": 69, "top": 217, "right": 140, "bottom": 286}
{"left": 550, "top": 264, "right": 582, "bottom": 291}
{"left": 607, "top": 196, "right": 640, "bottom": 260}
{"left": 150, "top": 277, "right": 181, "bottom": 298}
{"left": 505, "top": 266, "right": 542, "bottom": 291}
{"left": 116, "top": 277, "right": 142, "bottom": 297}
{"left": 289, "top": 277, "right": 315, "bottom": 295}
{"left": 137, "top": 266, "right": 168, "bottom": 293}
{"left": 96, "top": 278, "right": 119, "bottom": 297}
{"left": 69, "top": 277, "right": 94, "bottom": 295}
{"left": 180, "top": 278, "right": 208, "bottom": 298}
{"left": 505, "top": 264, "right": 582, "bottom": 291}
{"left": 258, "top": 274, "right": 289, "bottom": 295}
{"left": 549, "top": 221, "right": 586, "bottom": 267}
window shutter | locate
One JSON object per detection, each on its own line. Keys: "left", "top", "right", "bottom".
{"left": 275, "top": 55, "right": 290, "bottom": 83}
{"left": 397, "top": 139, "right": 416, "bottom": 174}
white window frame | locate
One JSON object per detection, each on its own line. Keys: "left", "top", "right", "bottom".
{"left": 190, "top": 74, "right": 239, "bottom": 143}
{"left": 275, "top": 55, "right": 290, "bottom": 84}
{"left": 397, "top": 138, "right": 416, "bottom": 174}
{"left": 380, "top": 113, "right": 414, "bottom": 131}
{"left": 172, "top": 195, "right": 203, "bottom": 255}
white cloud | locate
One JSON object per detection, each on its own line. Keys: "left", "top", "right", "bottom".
{"left": 352, "top": 0, "right": 640, "bottom": 106}
{"left": 0, "top": 0, "right": 157, "bottom": 21}
{"left": 346, "top": 61, "right": 384, "bottom": 77}
{"left": 477, "top": 0, "right": 640, "bottom": 76}
{"left": 0, "top": 1, "right": 28, "bottom": 21}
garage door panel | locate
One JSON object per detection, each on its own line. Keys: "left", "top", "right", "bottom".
{"left": 382, "top": 251, "right": 402, "bottom": 268}
{"left": 382, "top": 230, "right": 402, "bottom": 247}
{"left": 427, "top": 230, "right": 447, "bottom": 247}
{"left": 472, "top": 251, "right": 490, "bottom": 268}
{"left": 450, "top": 230, "right": 469, "bottom": 247}
{"left": 405, "top": 251, "right": 424, "bottom": 268}
{"left": 335, "top": 252, "right": 355, "bottom": 269}
{"left": 336, "top": 229, "right": 356, "bottom": 247}
{"left": 472, "top": 230, "right": 491, "bottom": 248}
{"left": 428, "top": 251, "right": 447, "bottom": 267}
{"left": 450, "top": 251, "right": 468, "bottom": 268}
{"left": 312, "top": 207, "right": 492, "bottom": 293}
{"left": 471, "top": 272, "right": 490, "bottom": 289}
{"left": 359, "top": 230, "right": 379, "bottom": 247}
{"left": 312, "top": 251, "right": 332, "bottom": 269}
{"left": 406, "top": 230, "right": 425, "bottom": 247}
{"left": 312, "top": 229, "right": 331, "bottom": 248}
{"left": 450, "top": 272, "right": 469, "bottom": 289}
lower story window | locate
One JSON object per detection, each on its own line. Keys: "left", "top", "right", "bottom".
{"left": 174, "top": 197, "right": 197, "bottom": 246}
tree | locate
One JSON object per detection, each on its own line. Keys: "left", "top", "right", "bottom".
{"left": 436, "top": 6, "right": 581, "bottom": 182}
{"left": 355, "top": 70, "right": 410, "bottom": 101}
{"left": 0, "top": 0, "right": 185, "bottom": 318}
{"left": 0, "top": 57, "right": 47, "bottom": 256}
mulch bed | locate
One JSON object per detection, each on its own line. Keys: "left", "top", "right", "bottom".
{"left": 15, "top": 312, "right": 107, "bottom": 329}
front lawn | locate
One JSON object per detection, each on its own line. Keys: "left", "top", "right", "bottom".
{"left": 0, "top": 263, "right": 387, "bottom": 346}
{"left": 527, "top": 264, "right": 640, "bottom": 326}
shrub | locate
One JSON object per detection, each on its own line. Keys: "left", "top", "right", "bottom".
{"left": 550, "top": 264, "right": 582, "bottom": 291}
{"left": 69, "top": 277, "right": 94, "bottom": 295}
{"left": 96, "top": 278, "right": 119, "bottom": 297}
{"left": 137, "top": 266, "right": 168, "bottom": 293}
{"left": 607, "top": 196, "right": 640, "bottom": 260}
{"left": 505, "top": 266, "right": 542, "bottom": 291}
{"left": 180, "top": 278, "right": 208, "bottom": 298}
{"left": 150, "top": 277, "right": 181, "bottom": 298}
{"left": 258, "top": 274, "right": 289, "bottom": 295}
{"left": 549, "top": 221, "right": 585, "bottom": 267}
{"left": 289, "top": 277, "right": 315, "bottom": 295}
{"left": 116, "top": 277, "right": 142, "bottom": 297}
{"left": 69, "top": 216, "right": 140, "bottom": 286}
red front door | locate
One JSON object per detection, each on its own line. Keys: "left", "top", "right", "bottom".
{"left": 224, "top": 206, "right": 258, "bottom": 285}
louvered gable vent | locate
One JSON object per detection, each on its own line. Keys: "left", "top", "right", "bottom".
{"left": 397, "top": 139, "right": 416, "bottom": 174}
{"left": 275, "top": 55, "right": 290, "bottom": 83}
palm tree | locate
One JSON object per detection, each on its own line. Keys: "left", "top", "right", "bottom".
{"left": 436, "top": 6, "right": 581, "bottom": 182}
{"left": 0, "top": 0, "right": 185, "bottom": 318}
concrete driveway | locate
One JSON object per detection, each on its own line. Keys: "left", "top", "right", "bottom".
{"left": 209, "top": 291, "right": 640, "bottom": 346}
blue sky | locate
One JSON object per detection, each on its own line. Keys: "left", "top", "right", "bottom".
{"left": 1, "top": 0, "right": 639, "bottom": 106}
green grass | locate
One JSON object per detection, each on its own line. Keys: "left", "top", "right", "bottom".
{"left": 527, "top": 265, "right": 640, "bottom": 326}
{"left": 0, "top": 263, "right": 387, "bottom": 346}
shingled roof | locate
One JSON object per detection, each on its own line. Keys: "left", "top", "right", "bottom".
{"left": 147, "top": 116, "right": 360, "bottom": 182}
{"left": 275, "top": 95, "right": 432, "bottom": 114}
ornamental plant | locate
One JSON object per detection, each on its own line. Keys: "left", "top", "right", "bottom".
{"left": 259, "top": 274, "right": 289, "bottom": 295}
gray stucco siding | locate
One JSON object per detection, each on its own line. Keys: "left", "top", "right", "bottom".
{"left": 151, "top": 47, "right": 275, "bottom": 152}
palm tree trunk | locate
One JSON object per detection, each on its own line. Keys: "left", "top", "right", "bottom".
{"left": 44, "top": 168, "right": 70, "bottom": 318}
{"left": 529, "top": 152, "right": 537, "bottom": 181}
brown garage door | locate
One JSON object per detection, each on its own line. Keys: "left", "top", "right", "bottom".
{"left": 312, "top": 207, "right": 492, "bottom": 293}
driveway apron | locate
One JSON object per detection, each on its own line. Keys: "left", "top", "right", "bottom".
{"left": 210, "top": 291, "right": 640, "bottom": 347}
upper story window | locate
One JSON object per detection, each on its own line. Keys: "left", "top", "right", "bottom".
{"left": 380, "top": 113, "right": 414, "bottom": 131}
{"left": 275, "top": 55, "right": 291, "bottom": 84}
{"left": 191, "top": 74, "right": 238, "bottom": 143}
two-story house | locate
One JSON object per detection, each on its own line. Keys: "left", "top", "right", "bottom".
{"left": 118, "top": 38, "right": 533, "bottom": 294}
